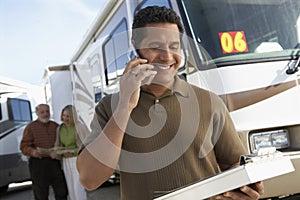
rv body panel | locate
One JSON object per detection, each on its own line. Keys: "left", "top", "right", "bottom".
{"left": 46, "top": 0, "right": 300, "bottom": 198}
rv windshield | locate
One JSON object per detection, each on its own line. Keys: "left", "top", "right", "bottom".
{"left": 181, "top": 0, "right": 300, "bottom": 66}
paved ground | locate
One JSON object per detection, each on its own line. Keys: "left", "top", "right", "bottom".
{"left": 2, "top": 181, "right": 300, "bottom": 200}
{"left": 0, "top": 181, "right": 120, "bottom": 200}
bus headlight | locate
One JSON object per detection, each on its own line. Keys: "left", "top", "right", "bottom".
{"left": 249, "top": 129, "right": 289, "bottom": 153}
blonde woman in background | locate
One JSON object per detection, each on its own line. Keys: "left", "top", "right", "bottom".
{"left": 55, "top": 105, "right": 87, "bottom": 200}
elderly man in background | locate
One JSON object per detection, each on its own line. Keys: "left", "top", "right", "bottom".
{"left": 20, "top": 104, "right": 68, "bottom": 200}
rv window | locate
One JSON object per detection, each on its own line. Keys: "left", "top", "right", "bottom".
{"left": 95, "top": 92, "right": 102, "bottom": 103}
{"left": 180, "top": 0, "right": 300, "bottom": 67}
{"left": 104, "top": 39, "right": 117, "bottom": 82}
{"left": 7, "top": 98, "right": 32, "bottom": 122}
{"left": 103, "top": 18, "right": 129, "bottom": 85}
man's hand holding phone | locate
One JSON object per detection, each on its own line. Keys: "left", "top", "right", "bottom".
{"left": 128, "top": 47, "right": 156, "bottom": 85}
{"left": 120, "top": 56, "right": 157, "bottom": 111}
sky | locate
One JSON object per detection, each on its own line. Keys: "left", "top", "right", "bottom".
{"left": 0, "top": 0, "right": 108, "bottom": 86}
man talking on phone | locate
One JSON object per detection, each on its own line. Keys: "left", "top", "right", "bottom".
{"left": 77, "top": 6, "right": 264, "bottom": 200}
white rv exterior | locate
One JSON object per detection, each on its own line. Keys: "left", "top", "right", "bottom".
{"left": 46, "top": 0, "right": 300, "bottom": 198}
{"left": 42, "top": 65, "right": 74, "bottom": 122}
{"left": 42, "top": 64, "right": 95, "bottom": 132}
{"left": 0, "top": 76, "right": 43, "bottom": 192}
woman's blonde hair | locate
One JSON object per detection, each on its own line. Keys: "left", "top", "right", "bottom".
{"left": 60, "top": 104, "right": 75, "bottom": 123}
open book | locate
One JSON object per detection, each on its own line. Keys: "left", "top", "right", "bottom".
{"left": 37, "top": 146, "right": 74, "bottom": 156}
{"left": 154, "top": 149, "right": 295, "bottom": 200}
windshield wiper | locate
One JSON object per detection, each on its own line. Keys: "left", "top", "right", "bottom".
{"left": 286, "top": 44, "right": 300, "bottom": 75}
{"left": 286, "top": 56, "right": 300, "bottom": 74}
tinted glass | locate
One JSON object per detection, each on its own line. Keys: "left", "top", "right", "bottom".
{"left": 182, "top": 0, "right": 300, "bottom": 65}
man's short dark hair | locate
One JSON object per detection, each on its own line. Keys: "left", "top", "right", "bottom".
{"left": 132, "top": 6, "right": 184, "bottom": 48}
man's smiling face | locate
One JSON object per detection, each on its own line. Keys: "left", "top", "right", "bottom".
{"left": 138, "top": 22, "right": 182, "bottom": 87}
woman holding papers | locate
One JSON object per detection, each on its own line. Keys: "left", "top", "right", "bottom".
{"left": 55, "top": 105, "right": 87, "bottom": 200}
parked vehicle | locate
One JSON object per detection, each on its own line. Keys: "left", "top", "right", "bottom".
{"left": 0, "top": 76, "right": 43, "bottom": 192}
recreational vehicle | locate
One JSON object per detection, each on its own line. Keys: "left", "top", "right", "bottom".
{"left": 0, "top": 76, "right": 43, "bottom": 192}
{"left": 42, "top": 65, "right": 74, "bottom": 122}
{"left": 46, "top": 0, "right": 300, "bottom": 198}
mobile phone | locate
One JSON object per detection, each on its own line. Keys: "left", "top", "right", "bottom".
{"left": 128, "top": 45, "right": 140, "bottom": 59}
{"left": 128, "top": 46, "right": 155, "bottom": 85}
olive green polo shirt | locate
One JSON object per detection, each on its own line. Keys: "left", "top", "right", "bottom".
{"left": 88, "top": 76, "right": 246, "bottom": 200}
